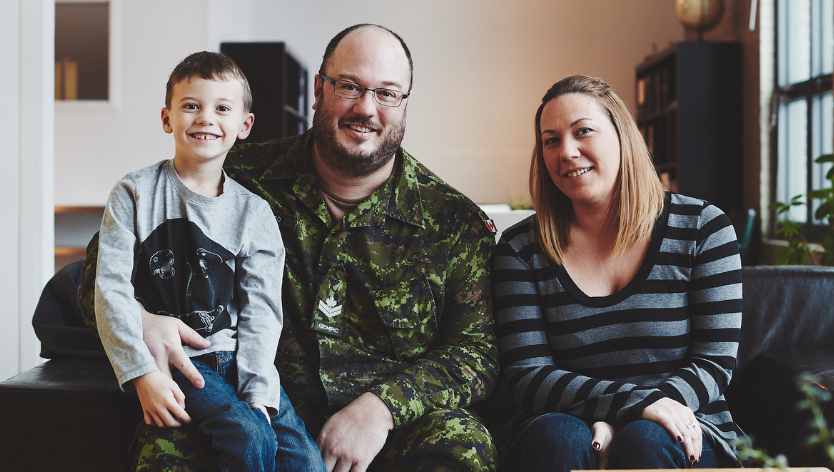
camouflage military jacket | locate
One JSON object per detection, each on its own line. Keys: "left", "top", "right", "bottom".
{"left": 225, "top": 130, "right": 498, "bottom": 432}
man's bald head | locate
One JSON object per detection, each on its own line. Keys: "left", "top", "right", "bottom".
{"left": 319, "top": 24, "right": 413, "bottom": 93}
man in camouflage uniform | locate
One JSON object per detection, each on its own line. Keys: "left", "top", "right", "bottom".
{"left": 79, "top": 23, "right": 498, "bottom": 471}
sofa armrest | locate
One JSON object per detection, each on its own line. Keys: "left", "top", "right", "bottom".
{"left": 727, "top": 348, "right": 834, "bottom": 467}
{"left": 0, "top": 358, "right": 142, "bottom": 472}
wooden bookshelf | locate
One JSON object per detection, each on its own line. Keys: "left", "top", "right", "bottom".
{"left": 635, "top": 42, "right": 743, "bottom": 214}
{"left": 220, "top": 42, "right": 309, "bottom": 143}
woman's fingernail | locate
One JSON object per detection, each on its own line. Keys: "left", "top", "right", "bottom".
{"left": 693, "top": 460, "right": 699, "bottom": 467}
{"left": 677, "top": 436, "right": 683, "bottom": 442}
{"left": 592, "top": 441, "right": 601, "bottom": 450}
{"left": 690, "top": 455, "right": 695, "bottom": 461}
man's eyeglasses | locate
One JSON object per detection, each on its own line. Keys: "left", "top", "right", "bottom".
{"left": 320, "top": 74, "right": 409, "bottom": 107}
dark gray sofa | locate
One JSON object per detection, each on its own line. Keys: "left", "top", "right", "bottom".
{"left": 725, "top": 265, "right": 834, "bottom": 465}
{"left": 1, "top": 262, "right": 833, "bottom": 471}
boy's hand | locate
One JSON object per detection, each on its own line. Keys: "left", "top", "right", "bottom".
{"left": 133, "top": 371, "right": 191, "bottom": 428}
{"left": 250, "top": 402, "right": 269, "bottom": 421}
{"left": 140, "top": 306, "right": 209, "bottom": 389}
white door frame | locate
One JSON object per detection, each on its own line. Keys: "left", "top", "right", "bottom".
{"left": 0, "top": 0, "right": 55, "bottom": 380}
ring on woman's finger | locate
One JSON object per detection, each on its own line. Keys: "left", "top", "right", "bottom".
{"left": 685, "top": 422, "right": 697, "bottom": 430}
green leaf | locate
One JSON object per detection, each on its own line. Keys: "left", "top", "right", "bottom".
{"left": 815, "top": 153, "right": 834, "bottom": 163}
{"left": 808, "top": 189, "right": 832, "bottom": 199}
{"left": 815, "top": 201, "right": 832, "bottom": 220}
{"left": 779, "top": 221, "right": 801, "bottom": 238}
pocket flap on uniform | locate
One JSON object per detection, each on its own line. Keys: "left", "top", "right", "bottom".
{"left": 372, "top": 273, "right": 436, "bottom": 330}
{"left": 372, "top": 273, "right": 438, "bottom": 360}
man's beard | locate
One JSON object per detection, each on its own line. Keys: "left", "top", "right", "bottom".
{"left": 312, "top": 102, "right": 406, "bottom": 178}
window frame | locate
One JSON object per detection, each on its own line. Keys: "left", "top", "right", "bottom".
{"left": 54, "top": 0, "right": 121, "bottom": 112}
{"left": 770, "top": 0, "right": 833, "bottom": 240}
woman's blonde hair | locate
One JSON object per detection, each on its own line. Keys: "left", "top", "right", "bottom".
{"left": 529, "top": 75, "right": 665, "bottom": 264}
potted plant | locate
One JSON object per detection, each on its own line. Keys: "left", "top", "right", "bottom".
{"left": 734, "top": 373, "right": 834, "bottom": 468}
{"left": 768, "top": 153, "right": 834, "bottom": 266}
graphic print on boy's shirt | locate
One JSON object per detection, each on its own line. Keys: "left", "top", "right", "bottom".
{"left": 133, "top": 218, "right": 235, "bottom": 336}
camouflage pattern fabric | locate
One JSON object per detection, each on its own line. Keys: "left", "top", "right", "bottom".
{"left": 126, "top": 407, "right": 496, "bottom": 472}
{"left": 371, "top": 408, "right": 497, "bottom": 471}
{"left": 129, "top": 423, "right": 216, "bottom": 472}
{"left": 78, "top": 233, "right": 100, "bottom": 335}
{"left": 78, "top": 128, "right": 500, "bottom": 470}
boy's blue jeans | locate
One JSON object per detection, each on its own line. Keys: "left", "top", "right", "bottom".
{"left": 172, "top": 351, "right": 325, "bottom": 472}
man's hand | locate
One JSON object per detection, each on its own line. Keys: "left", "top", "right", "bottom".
{"left": 133, "top": 371, "right": 191, "bottom": 427}
{"left": 140, "top": 306, "right": 210, "bottom": 388}
{"left": 317, "top": 392, "right": 394, "bottom": 472}
{"left": 641, "top": 397, "right": 702, "bottom": 466}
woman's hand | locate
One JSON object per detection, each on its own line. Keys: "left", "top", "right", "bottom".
{"left": 590, "top": 421, "right": 615, "bottom": 469}
{"left": 641, "top": 397, "right": 701, "bottom": 466}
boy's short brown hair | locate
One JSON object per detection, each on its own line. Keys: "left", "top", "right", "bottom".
{"left": 165, "top": 51, "right": 252, "bottom": 112}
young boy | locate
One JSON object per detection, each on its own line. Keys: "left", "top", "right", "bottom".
{"left": 94, "top": 51, "right": 324, "bottom": 471}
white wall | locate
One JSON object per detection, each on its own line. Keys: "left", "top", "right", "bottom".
{"left": 0, "top": 0, "right": 55, "bottom": 380}
{"left": 56, "top": 0, "right": 683, "bottom": 207}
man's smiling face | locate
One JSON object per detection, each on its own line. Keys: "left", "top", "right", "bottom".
{"left": 311, "top": 26, "right": 411, "bottom": 178}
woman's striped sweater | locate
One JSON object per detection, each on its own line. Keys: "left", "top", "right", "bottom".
{"left": 493, "top": 193, "right": 743, "bottom": 459}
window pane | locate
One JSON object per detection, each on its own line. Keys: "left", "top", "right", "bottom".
{"left": 820, "top": 0, "right": 834, "bottom": 74}
{"left": 777, "top": 98, "right": 809, "bottom": 223}
{"left": 779, "top": 0, "right": 812, "bottom": 84}
{"left": 811, "top": 92, "right": 833, "bottom": 223}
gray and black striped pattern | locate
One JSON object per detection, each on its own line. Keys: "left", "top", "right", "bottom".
{"left": 494, "top": 193, "right": 743, "bottom": 459}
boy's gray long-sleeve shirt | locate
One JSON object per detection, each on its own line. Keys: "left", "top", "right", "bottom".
{"left": 95, "top": 159, "right": 285, "bottom": 412}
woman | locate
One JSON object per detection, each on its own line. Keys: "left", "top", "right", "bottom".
{"left": 493, "top": 75, "right": 742, "bottom": 471}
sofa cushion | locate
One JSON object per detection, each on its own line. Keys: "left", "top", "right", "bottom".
{"left": 739, "top": 265, "right": 834, "bottom": 369}
{"left": 32, "top": 258, "right": 105, "bottom": 359}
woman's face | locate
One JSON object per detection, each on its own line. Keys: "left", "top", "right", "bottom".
{"left": 540, "top": 93, "right": 621, "bottom": 210}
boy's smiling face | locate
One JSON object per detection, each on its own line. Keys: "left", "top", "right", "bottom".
{"left": 161, "top": 76, "right": 254, "bottom": 166}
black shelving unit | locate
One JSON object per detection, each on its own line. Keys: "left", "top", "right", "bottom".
{"left": 220, "top": 42, "right": 308, "bottom": 143}
{"left": 635, "top": 41, "right": 743, "bottom": 214}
